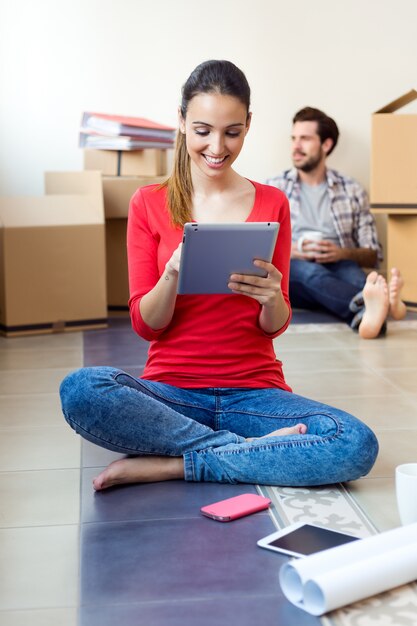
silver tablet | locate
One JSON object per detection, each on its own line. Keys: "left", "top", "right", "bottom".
{"left": 177, "top": 222, "right": 279, "bottom": 295}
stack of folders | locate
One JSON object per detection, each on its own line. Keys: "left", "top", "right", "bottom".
{"left": 80, "top": 112, "right": 176, "bottom": 150}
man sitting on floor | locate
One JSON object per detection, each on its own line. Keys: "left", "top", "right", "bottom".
{"left": 266, "top": 106, "right": 406, "bottom": 338}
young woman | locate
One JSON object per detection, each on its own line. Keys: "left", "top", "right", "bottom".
{"left": 60, "top": 60, "right": 378, "bottom": 491}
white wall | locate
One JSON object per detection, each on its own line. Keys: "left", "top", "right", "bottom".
{"left": 1, "top": 0, "right": 416, "bottom": 197}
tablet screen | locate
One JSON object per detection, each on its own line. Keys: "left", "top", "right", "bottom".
{"left": 267, "top": 524, "right": 358, "bottom": 556}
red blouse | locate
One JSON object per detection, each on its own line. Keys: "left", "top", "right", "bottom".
{"left": 127, "top": 181, "right": 292, "bottom": 390}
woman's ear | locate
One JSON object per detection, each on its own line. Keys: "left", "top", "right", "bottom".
{"left": 245, "top": 112, "right": 252, "bottom": 135}
{"left": 178, "top": 107, "right": 186, "bottom": 134}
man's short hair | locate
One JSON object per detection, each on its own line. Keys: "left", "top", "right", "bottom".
{"left": 293, "top": 107, "right": 339, "bottom": 156}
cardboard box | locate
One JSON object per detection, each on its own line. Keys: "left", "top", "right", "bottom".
{"left": 103, "top": 176, "right": 164, "bottom": 310}
{"left": 102, "top": 175, "right": 165, "bottom": 218}
{"left": 386, "top": 214, "right": 417, "bottom": 308}
{"left": 106, "top": 218, "right": 129, "bottom": 310}
{"left": 0, "top": 192, "right": 107, "bottom": 336}
{"left": 45, "top": 170, "right": 104, "bottom": 203}
{"left": 84, "top": 149, "right": 168, "bottom": 177}
{"left": 372, "top": 206, "right": 417, "bottom": 308}
{"left": 371, "top": 89, "right": 417, "bottom": 206}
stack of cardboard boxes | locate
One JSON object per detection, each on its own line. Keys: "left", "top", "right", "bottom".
{"left": 370, "top": 89, "right": 417, "bottom": 309}
{"left": 0, "top": 171, "right": 107, "bottom": 336}
{"left": 0, "top": 149, "right": 170, "bottom": 337}
{"left": 83, "top": 149, "right": 168, "bottom": 311}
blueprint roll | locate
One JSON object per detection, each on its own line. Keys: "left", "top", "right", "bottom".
{"left": 279, "top": 522, "right": 417, "bottom": 615}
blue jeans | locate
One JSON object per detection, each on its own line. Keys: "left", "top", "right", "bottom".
{"left": 290, "top": 259, "right": 367, "bottom": 323}
{"left": 60, "top": 367, "right": 378, "bottom": 486}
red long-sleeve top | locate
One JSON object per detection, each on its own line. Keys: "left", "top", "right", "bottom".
{"left": 127, "top": 181, "right": 292, "bottom": 391}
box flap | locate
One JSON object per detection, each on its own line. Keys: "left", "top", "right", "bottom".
{"left": 44, "top": 170, "right": 104, "bottom": 221}
{"left": 375, "top": 89, "right": 417, "bottom": 113}
{"left": 0, "top": 195, "right": 104, "bottom": 227}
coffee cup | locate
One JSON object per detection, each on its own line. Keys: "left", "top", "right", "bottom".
{"left": 297, "top": 231, "right": 323, "bottom": 253}
{"left": 395, "top": 463, "right": 417, "bottom": 525}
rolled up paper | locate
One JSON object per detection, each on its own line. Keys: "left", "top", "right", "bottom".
{"left": 279, "top": 522, "right": 417, "bottom": 615}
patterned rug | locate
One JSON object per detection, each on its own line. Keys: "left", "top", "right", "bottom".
{"left": 286, "top": 319, "right": 417, "bottom": 334}
{"left": 257, "top": 484, "right": 417, "bottom": 626}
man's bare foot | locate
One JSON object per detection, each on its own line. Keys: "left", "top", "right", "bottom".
{"left": 358, "top": 271, "right": 389, "bottom": 339}
{"left": 93, "top": 456, "right": 184, "bottom": 491}
{"left": 246, "top": 423, "right": 307, "bottom": 442}
{"left": 389, "top": 268, "right": 407, "bottom": 320}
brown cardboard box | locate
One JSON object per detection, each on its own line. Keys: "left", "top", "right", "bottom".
{"left": 0, "top": 193, "right": 107, "bottom": 336}
{"left": 371, "top": 89, "right": 417, "bottom": 206}
{"left": 102, "top": 176, "right": 165, "bottom": 218}
{"left": 103, "top": 176, "right": 164, "bottom": 310}
{"left": 106, "top": 218, "right": 129, "bottom": 310}
{"left": 372, "top": 206, "right": 417, "bottom": 309}
{"left": 84, "top": 149, "right": 168, "bottom": 177}
{"left": 386, "top": 214, "right": 417, "bottom": 308}
{"left": 45, "top": 170, "right": 104, "bottom": 203}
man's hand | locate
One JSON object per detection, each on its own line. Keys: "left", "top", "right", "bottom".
{"left": 290, "top": 240, "right": 315, "bottom": 261}
{"left": 292, "top": 238, "right": 378, "bottom": 267}
{"left": 314, "top": 241, "right": 346, "bottom": 263}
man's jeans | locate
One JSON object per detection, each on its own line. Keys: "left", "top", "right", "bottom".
{"left": 290, "top": 259, "right": 367, "bottom": 323}
{"left": 60, "top": 367, "right": 378, "bottom": 486}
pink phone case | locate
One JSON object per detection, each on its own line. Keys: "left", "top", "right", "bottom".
{"left": 200, "top": 493, "right": 271, "bottom": 522}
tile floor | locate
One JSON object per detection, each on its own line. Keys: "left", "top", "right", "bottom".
{"left": 1, "top": 312, "right": 416, "bottom": 625}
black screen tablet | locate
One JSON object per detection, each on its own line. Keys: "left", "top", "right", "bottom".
{"left": 177, "top": 222, "right": 279, "bottom": 295}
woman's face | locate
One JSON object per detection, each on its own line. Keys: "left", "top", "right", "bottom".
{"left": 179, "top": 92, "right": 251, "bottom": 179}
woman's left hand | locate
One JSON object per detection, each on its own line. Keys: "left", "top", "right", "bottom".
{"left": 228, "top": 260, "right": 282, "bottom": 306}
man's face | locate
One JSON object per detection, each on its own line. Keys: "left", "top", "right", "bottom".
{"left": 291, "top": 120, "right": 329, "bottom": 173}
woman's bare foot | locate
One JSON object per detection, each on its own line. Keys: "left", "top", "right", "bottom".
{"left": 358, "top": 271, "right": 389, "bottom": 339}
{"left": 389, "top": 268, "right": 407, "bottom": 320}
{"left": 246, "top": 423, "right": 307, "bottom": 442}
{"left": 93, "top": 456, "right": 184, "bottom": 491}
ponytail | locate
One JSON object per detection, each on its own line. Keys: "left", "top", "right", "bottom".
{"left": 163, "top": 131, "right": 193, "bottom": 227}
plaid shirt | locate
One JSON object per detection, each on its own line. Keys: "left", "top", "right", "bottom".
{"left": 266, "top": 168, "right": 383, "bottom": 261}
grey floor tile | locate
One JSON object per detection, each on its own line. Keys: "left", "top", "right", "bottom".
{"left": 0, "top": 607, "right": 77, "bottom": 626}
{"left": 0, "top": 332, "right": 83, "bottom": 352}
{"left": 330, "top": 325, "right": 417, "bottom": 349}
{"left": 348, "top": 477, "right": 401, "bottom": 532}
{"left": 351, "top": 346, "right": 417, "bottom": 370}
{"left": 317, "top": 394, "right": 417, "bottom": 431}
{"left": 368, "top": 429, "right": 417, "bottom": 478}
{"left": 81, "top": 440, "right": 125, "bottom": 468}
{"left": 80, "top": 595, "right": 320, "bottom": 626}
{"left": 81, "top": 476, "right": 259, "bottom": 523}
{"left": 80, "top": 516, "right": 279, "bottom": 605}
{"left": 280, "top": 348, "right": 358, "bottom": 373}
{"left": 285, "top": 368, "right": 400, "bottom": 400}
{"left": 274, "top": 331, "right": 342, "bottom": 352}
{"left": 0, "top": 393, "right": 63, "bottom": 429}
{"left": 0, "top": 425, "right": 80, "bottom": 471}
{"left": 0, "top": 348, "right": 82, "bottom": 371}
{"left": 0, "top": 469, "right": 80, "bottom": 528}
{"left": 0, "top": 525, "right": 79, "bottom": 610}
{"left": 377, "top": 368, "right": 417, "bottom": 394}
{"left": 0, "top": 368, "right": 74, "bottom": 395}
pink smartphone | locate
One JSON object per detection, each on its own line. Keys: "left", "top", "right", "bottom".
{"left": 200, "top": 493, "right": 271, "bottom": 522}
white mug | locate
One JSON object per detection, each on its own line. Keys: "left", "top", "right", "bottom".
{"left": 297, "top": 230, "right": 323, "bottom": 253}
{"left": 395, "top": 463, "right": 417, "bottom": 525}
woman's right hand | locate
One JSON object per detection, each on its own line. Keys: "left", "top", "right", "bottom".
{"left": 139, "top": 242, "right": 183, "bottom": 330}
{"left": 165, "top": 242, "right": 183, "bottom": 276}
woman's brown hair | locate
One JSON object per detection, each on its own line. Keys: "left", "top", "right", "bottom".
{"left": 161, "top": 60, "right": 251, "bottom": 227}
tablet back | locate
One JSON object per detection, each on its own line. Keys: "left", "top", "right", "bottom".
{"left": 177, "top": 222, "right": 279, "bottom": 295}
